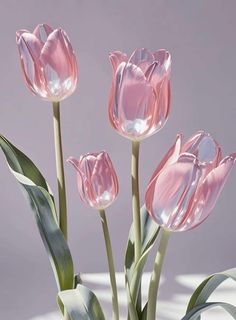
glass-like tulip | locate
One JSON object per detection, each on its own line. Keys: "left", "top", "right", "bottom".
{"left": 108, "top": 48, "right": 171, "bottom": 140}
{"left": 16, "top": 23, "right": 78, "bottom": 101}
{"left": 145, "top": 131, "right": 236, "bottom": 231}
{"left": 67, "top": 151, "right": 119, "bottom": 210}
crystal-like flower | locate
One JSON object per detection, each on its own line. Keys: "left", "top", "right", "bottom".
{"left": 68, "top": 151, "right": 118, "bottom": 210}
{"left": 145, "top": 131, "right": 236, "bottom": 231}
{"left": 16, "top": 23, "right": 78, "bottom": 101}
{"left": 108, "top": 48, "right": 171, "bottom": 140}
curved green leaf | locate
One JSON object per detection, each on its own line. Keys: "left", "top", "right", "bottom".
{"left": 186, "top": 268, "right": 236, "bottom": 318}
{"left": 58, "top": 285, "right": 106, "bottom": 320}
{"left": 182, "top": 302, "right": 236, "bottom": 320}
{"left": 125, "top": 206, "right": 160, "bottom": 315}
{"left": 0, "top": 134, "right": 74, "bottom": 291}
{"left": 124, "top": 272, "right": 139, "bottom": 320}
{"left": 125, "top": 206, "right": 160, "bottom": 283}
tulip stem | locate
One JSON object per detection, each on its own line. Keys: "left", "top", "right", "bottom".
{"left": 53, "top": 101, "right": 67, "bottom": 240}
{"left": 131, "top": 140, "right": 142, "bottom": 315}
{"left": 147, "top": 229, "right": 170, "bottom": 320}
{"left": 131, "top": 141, "right": 142, "bottom": 263}
{"left": 99, "top": 209, "right": 119, "bottom": 320}
{"left": 64, "top": 311, "right": 70, "bottom": 320}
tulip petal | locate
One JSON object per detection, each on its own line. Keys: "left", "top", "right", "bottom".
{"left": 108, "top": 61, "right": 126, "bottom": 131}
{"left": 147, "top": 50, "right": 171, "bottom": 91}
{"left": 152, "top": 76, "right": 171, "bottom": 129}
{"left": 182, "top": 153, "right": 236, "bottom": 231}
{"left": 153, "top": 49, "right": 171, "bottom": 73}
{"left": 18, "top": 32, "right": 43, "bottom": 60}
{"left": 145, "top": 154, "right": 201, "bottom": 231}
{"left": 149, "top": 134, "right": 182, "bottom": 184}
{"left": 116, "top": 63, "right": 156, "bottom": 139}
{"left": 67, "top": 157, "right": 80, "bottom": 171}
{"left": 17, "top": 34, "right": 45, "bottom": 96}
{"left": 182, "top": 131, "right": 222, "bottom": 178}
{"left": 129, "top": 48, "right": 154, "bottom": 73}
{"left": 40, "top": 29, "right": 77, "bottom": 100}
{"left": 109, "top": 51, "right": 128, "bottom": 74}
{"left": 33, "top": 23, "right": 53, "bottom": 43}
{"left": 16, "top": 29, "right": 30, "bottom": 43}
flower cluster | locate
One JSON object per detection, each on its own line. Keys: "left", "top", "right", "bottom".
{"left": 12, "top": 23, "right": 236, "bottom": 320}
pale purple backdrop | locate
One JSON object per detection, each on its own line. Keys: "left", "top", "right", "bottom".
{"left": 0, "top": 0, "right": 236, "bottom": 319}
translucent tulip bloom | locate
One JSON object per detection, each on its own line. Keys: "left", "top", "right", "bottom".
{"left": 16, "top": 24, "right": 78, "bottom": 101}
{"left": 108, "top": 48, "right": 171, "bottom": 140}
{"left": 145, "top": 131, "right": 236, "bottom": 231}
{"left": 68, "top": 151, "right": 119, "bottom": 210}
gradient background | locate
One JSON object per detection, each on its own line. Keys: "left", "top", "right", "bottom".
{"left": 0, "top": 0, "right": 236, "bottom": 319}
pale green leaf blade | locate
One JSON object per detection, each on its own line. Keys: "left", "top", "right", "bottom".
{"left": 182, "top": 302, "right": 236, "bottom": 320}
{"left": 0, "top": 134, "right": 74, "bottom": 291}
{"left": 187, "top": 268, "right": 236, "bottom": 314}
{"left": 125, "top": 205, "right": 160, "bottom": 282}
{"left": 58, "top": 285, "right": 106, "bottom": 320}
{"left": 124, "top": 206, "right": 160, "bottom": 316}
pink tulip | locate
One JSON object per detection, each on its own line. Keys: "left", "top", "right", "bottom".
{"left": 145, "top": 131, "right": 236, "bottom": 231}
{"left": 16, "top": 24, "right": 78, "bottom": 102}
{"left": 108, "top": 48, "right": 171, "bottom": 140}
{"left": 68, "top": 151, "right": 119, "bottom": 210}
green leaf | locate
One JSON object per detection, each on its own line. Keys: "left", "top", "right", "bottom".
{"left": 182, "top": 302, "right": 236, "bottom": 320}
{"left": 125, "top": 206, "right": 160, "bottom": 314}
{"left": 0, "top": 134, "right": 74, "bottom": 291}
{"left": 58, "top": 285, "right": 106, "bottom": 320}
{"left": 186, "top": 268, "right": 236, "bottom": 319}
{"left": 141, "top": 302, "right": 147, "bottom": 320}
{"left": 124, "top": 272, "right": 139, "bottom": 320}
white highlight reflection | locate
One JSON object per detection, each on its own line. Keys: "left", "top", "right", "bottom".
{"left": 29, "top": 273, "right": 235, "bottom": 320}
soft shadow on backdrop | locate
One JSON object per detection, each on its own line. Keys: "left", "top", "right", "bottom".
{"left": 0, "top": 0, "right": 236, "bottom": 319}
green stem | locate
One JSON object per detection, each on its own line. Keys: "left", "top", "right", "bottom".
{"left": 99, "top": 209, "right": 119, "bottom": 320}
{"left": 53, "top": 101, "right": 67, "bottom": 240}
{"left": 147, "top": 229, "right": 170, "bottom": 320}
{"left": 131, "top": 140, "right": 141, "bottom": 263}
{"left": 64, "top": 311, "right": 70, "bottom": 320}
{"left": 131, "top": 140, "right": 142, "bottom": 316}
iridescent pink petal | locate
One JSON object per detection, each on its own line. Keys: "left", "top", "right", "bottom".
{"left": 17, "top": 33, "right": 44, "bottom": 96}
{"left": 18, "top": 32, "right": 43, "bottom": 60}
{"left": 114, "top": 63, "right": 156, "bottom": 140}
{"left": 149, "top": 134, "right": 182, "bottom": 184}
{"left": 33, "top": 23, "right": 53, "bottom": 43}
{"left": 109, "top": 51, "right": 128, "bottom": 74}
{"left": 145, "top": 154, "right": 201, "bottom": 231}
{"left": 16, "top": 29, "right": 30, "bottom": 43}
{"left": 182, "top": 153, "right": 236, "bottom": 231}
{"left": 40, "top": 29, "right": 77, "bottom": 101}
{"left": 153, "top": 50, "right": 171, "bottom": 74}
{"left": 182, "top": 131, "right": 222, "bottom": 178}
{"left": 108, "top": 62, "right": 126, "bottom": 131}
{"left": 152, "top": 76, "right": 171, "bottom": 129}
{"left": 129, "top": 48, "right": 154, "bottom": 73}
{"left": 148, "top": 49, "right": 171, "bottom": 90}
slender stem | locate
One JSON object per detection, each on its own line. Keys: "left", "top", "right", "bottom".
{"left": 64, "top": 311, "right": 70, "bottom": 320}
{"left": 99, "top": 209, "right": 119, "bottom": 320}
{"left": 131, "top": 140, "right": 141, "bottom": 263}
{"left": 131, "top": 140, "right": 142, "bottom": 316}
{"left": 147, "top": 229, "right": 170, "bottom": 320}
{"left": 53, "top": 101, "right": 67, "bottom": 240}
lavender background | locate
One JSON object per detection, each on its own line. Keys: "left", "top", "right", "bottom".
{"left": 0, "top": 0, "right": 236, "bottom": 319}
